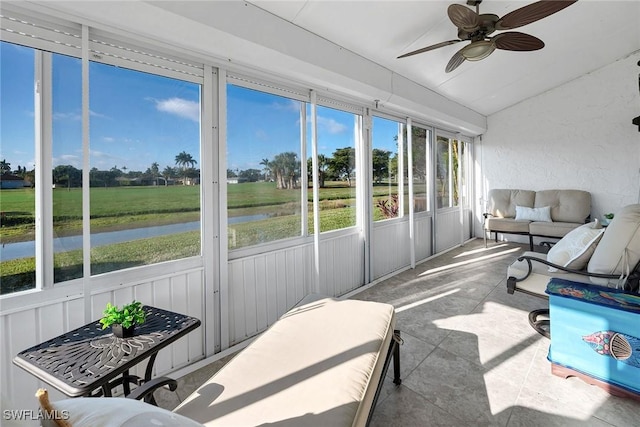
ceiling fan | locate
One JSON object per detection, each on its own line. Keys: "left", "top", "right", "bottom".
{"left": 398, "top": 0, "right": 577, "bottom": 73}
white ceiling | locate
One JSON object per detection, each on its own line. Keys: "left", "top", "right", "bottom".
{"left": 27, "top": 0, "right": 640, "bottom": 122}
{"left": 247, "top": 0, "right": 640, "bottom": 116}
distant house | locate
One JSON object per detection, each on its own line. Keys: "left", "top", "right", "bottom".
{"left": 227, "top": 177, "right": 247, "bottom": 184}
{"left": 0, "top": 174, "right": 26, "bottom": 189}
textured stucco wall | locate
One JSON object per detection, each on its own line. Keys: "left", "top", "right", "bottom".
{"left": 475, "top": 52, "right": 640, "bottom": 238}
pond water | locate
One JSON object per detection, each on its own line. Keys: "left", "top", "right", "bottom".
{"left": 1, "top": 213, "right": 272, "bottom": 261}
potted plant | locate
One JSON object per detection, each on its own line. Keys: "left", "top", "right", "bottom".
{"left": 603, "top": 212, "right": 614, "bottom": 226}
{"left": 100, "top": 301, "right": 146, "bottom": 338}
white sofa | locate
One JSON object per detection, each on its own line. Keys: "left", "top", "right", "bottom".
{"left": 485, "top": 189, "right": 591, "bottom": 250}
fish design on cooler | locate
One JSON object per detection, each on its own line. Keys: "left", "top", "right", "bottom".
{"left": 582, "top": 331, "right": 640, "bottom": 368}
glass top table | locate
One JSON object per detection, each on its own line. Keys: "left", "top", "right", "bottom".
{"left": 13, "top": 305, "right": 201, "bottom": 401}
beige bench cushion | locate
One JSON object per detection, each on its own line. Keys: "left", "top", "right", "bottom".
{"left": 534, "top": 189, "right": 591, "bottom": 223}
{"left": 528, "top": 221, "right": 581, "bottom": 237}
{"left": 174, "top": 296, "right": 396, "bottom": 427}
{"left": 486, "top": 217, "right": 531, "bottom": 233}
{"left": 487, "top": 189, "right": 535, "bottom": 218}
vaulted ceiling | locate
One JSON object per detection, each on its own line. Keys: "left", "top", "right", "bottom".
{"left": 28, "top": 1, "right": 640, "bottom": 123}
{"left": 248, "top": 0, "right": 640, "bottom": 116}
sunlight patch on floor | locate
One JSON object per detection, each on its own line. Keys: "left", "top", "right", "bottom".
{"left": 419, "top": 248, "right": 521, "bottom": 277}
{"left": 396, "top": 289, "right": 460, "bottom": 313}
{"left": 453, "top": 243, "right": 512, "bottom": 258}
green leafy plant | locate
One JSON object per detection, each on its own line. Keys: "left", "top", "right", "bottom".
{"left": 604, "top": 213, "right": 614, "bottom": 220}
{"left": 99, "top": 300, "right": 146, "bottom": 329}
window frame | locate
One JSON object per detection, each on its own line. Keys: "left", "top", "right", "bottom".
{"left": 0, "top": 20, "right": 207, "bottom": 296}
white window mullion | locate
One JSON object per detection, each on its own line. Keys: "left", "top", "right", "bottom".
{"left": 81, "top": 24, "right": 92, "bottom": 323}
{"left": 300, "top": 102, "right": 308, "bottom": 238}
{"left": 218, "top": 69, "right": 230, "bottom": 352}
{"left": 362, "top": 110, "right": 373, "bottom": 285}
{"left": 34, "top": 51, "right": 50, "bottom": 291}
{"left": 457, "top": 137, "right": 464, "bottom": 244}
{"left": 407, "top": 118, "right": 415, "bottom": 268}
{"left": 202, "top": 65, "right": 219, "bottom": 356}
{"left": 310, "top": 90, "right": 320, "bottom": 294}
{"left": 397, "top": 122, "right": 405, "bottom": 218}
{"left": 448, "top": 140, "right": 454, "bottom": 208}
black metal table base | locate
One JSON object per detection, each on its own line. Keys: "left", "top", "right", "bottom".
{"left": 528, "top": 309, "right": 550, "bottom": 338}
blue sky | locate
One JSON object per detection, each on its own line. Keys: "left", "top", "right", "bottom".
{"left": 1, "top": 41, "right": 399, "bottom": 175}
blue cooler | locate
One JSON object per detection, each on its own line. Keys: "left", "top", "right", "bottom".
{"left": 546, "top": 278, "right": 640, "bottom": 395}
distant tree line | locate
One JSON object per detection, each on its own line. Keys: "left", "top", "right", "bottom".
{"left": 228, "top": 146, "right": 409, "bottom": 190}
{"left": 0, "top": 152, "right": 199, "bottom": 189}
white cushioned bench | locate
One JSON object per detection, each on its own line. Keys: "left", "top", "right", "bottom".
{"left": 38, "top": 295, "right": 402, "bottom": 427}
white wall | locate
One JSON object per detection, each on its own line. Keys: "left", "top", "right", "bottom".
{"left": 476, "top": 52, "right": 640, "bottom": 237}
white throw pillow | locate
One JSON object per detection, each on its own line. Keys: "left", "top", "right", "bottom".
{"left": 515, "top": 205, "right": 552, "bottom": 222}
{"left": 49, "top": 397, "right": 205, "bottom": 427}
{"left": 546, "top": 222, "right": 605, "bottom": 272}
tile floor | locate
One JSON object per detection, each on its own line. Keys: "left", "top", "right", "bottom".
{"left": 156, "top": 240, "right": 640, "bottom": 426}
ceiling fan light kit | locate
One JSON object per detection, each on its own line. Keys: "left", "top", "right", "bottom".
{"left": 461, "top": 40, "right": 494, "bottom": 61}
{"left": 398, "top": 0, "right": 578, "bottom": 72}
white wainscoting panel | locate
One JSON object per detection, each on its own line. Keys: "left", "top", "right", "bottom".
{"left": 435, "top": 209, "right": 461, "bottom": 253}
{"left": 318, "top": 232, "right": 364, "bottom": 297}
{"left": 1, "top": 269, "right": 206, "bottom": 422}
{"left": 372, "top": 220, "right": 411, "bottom": 280}
{"left": 2, "top": 297, "right": 94, "bottom": 425}
{"left": 227, "top": 244, "right": 313, "bottom": 346}
{"left": 414, "top": 215, "right": 433, "bottom": 262}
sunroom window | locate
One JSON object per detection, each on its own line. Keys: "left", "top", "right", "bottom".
{"left": 226, "top": 84, "right": 304, "bottom": 250}
{"left": 411, "top": 126, "right": 431, "bottom": 213}
{"left": 436, "top": 135, "right": 465, "bottom": 209}
{"left": 0, "top": 42, "right": 37, "bottom": 294}
{"left": 312, "top": 105, "right": 360, "bottom": 232}
{"left": 372, "top": 116, "right": 406, "bottom": 221}
{"left": 0, "top": 35, "right": 203, "bottom": 294}
{"left": 88, "top": 62, "right": 202, "bottom": 275}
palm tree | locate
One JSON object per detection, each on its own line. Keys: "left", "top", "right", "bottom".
{"left": 0, "top": 159, "right": 11, "bottom": 174}
{"left": 175, "top": 151, "right": 197, "bottom": 185}
{"left": 270, "top": 152, "right": 299, "bottom": 190}
{"left": 260, "top": 158, "right": 271, "bottom": 181}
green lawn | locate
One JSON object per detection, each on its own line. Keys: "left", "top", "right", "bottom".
{"left": 1, "top": 181, "right": 400, "bottom": 294}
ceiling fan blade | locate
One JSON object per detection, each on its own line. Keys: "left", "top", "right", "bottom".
{"left": 495, "top": 0, "right": 578, "bottom": 30}
{"left": 397, "top": 39, "right": 462, "bottom": 59}
{"left": 493, "top": 32, "right": 544, "bottom": 51}
{"left": 447, "top": 4, "right": 480, "bottom": 31}
{"left": 445, "top": 49, "right": 466, "bottom": 73}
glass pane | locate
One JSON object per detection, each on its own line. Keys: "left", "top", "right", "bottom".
{"left": 452, "top": 139, "right": 463, "bottom": 207}
{"left": 0, "top": 42, "right": 36, "bottom": 294}
{"left": 412, "top": 127, "right": 429, "bottom": 213}
{"left": 436, "top": 136, "right": 451, "bottom": 209}
{"left": 227, "top": 85, "right": 303, "bottom": 249}
{"left": 372, "top": 116, "right": 403, "bottom": 221}
{"left": 89, "top": 62, "right": 201, "bottom": 275}
{"left": 52, "top": 53, "right": 83, "bottom": 283}
{"left": 314, "top": 105, "right": 358, "bottom": 232}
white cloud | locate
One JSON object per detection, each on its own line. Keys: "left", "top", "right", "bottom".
{"left": 255, "top": 129, "right": 268, "bottom": 140}
{"left": 317, "top": 116, "right": 348, "bottom": 134}
{"left": 53, "top": 112, "right": 81, "bottom": 121}
{"left": 53, "top": 110, "right": 107, "bottom": 121}
{"left": 271, "top": 99, "right": 301, "bottom": 112}
{"left": 154, "top": 97, "right": 200, "bottom": 122}
{"left": 53, "top": 154, "right": 81, "bottom": 168}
